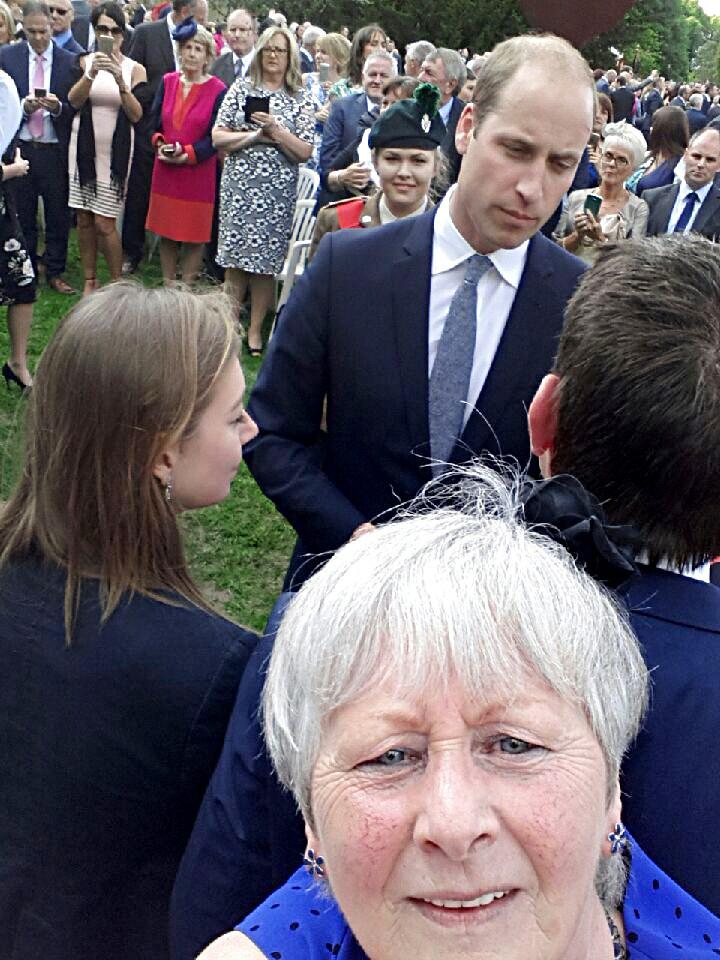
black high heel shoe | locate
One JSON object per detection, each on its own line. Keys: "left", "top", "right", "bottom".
{"left": 2, "top": 362, "right": 31, "bottom": 392}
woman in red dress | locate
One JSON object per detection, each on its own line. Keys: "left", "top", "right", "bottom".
{"left": 146, "top": 21, "right": 226, "bottom": 284}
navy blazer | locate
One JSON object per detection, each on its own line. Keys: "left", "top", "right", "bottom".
{"left": 245, "top": 210, "right": 586, "bottom": 573}
{"left": 0, "top": 40, "right": 76, "bottom": 148}
{"left": 645, "top": 181, "right": 720, "bottom": 239}
{"left": 619, "top": 568, "right": 720, "bottom": 914}
{"left": 318, "top": 90, "right": 366, "bottom": 182}
{"left": 126, "top": 17, "right": 174, "bottom": 94}
{"left": 441, "top": 95, "right": 464, "bottom": 186}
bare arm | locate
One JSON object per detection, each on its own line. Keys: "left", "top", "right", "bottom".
{"left": 197, "top": 931, "right": 266, "bottom": 959}
{"left": 211, "top": 125, "right": 264, "bottom": 153}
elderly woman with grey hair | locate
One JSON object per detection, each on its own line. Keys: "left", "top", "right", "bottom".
{"left": 558, "top": 120, "right": 649, "bottom": 262}
{"left": 198, "top": 465, "right": 720, "bottom": 960}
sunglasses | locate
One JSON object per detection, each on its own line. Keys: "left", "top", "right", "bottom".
{"left": 48, "top": 5, "right": 72, "bottom": 12}
{"left": 95, "top": 24, "right": 124, "bottom": 36}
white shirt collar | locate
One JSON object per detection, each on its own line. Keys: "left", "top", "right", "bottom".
{"left": 438, "top": 97, "right": 453, "bottom": 125}
{"left": 27, "top": 40, "right": 53, "bottom": 65}
{"left": 378, "top": 194, "right": 428, "bottom": 224}
{"left": 679, "top": 177, "right": 713, "bottom": 205}
{"left": 432, "top": 184, "right": 528, "bottom": 289}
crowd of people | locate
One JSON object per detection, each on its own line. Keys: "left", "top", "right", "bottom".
{"left": 1, "top": 9, "right": 720, "bottom": 960}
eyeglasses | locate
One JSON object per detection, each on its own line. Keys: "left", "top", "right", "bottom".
{"left": 95, "top": 24, "right": 123, "bottom": 36}
{"left": 263, "top": 45, "right": 288, "bottom": 56}
{"left": 230, "top": 26, "right": 253, "bottom": 33}
{"left": 48, "top": 5, "right": 71, "bottom": 13}
{"left": 601, "top": 150, "right": 630, "bottom": 168}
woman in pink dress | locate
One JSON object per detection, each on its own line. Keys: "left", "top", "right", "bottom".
{"left": 68, "top": 1, "right": 147, "bottom": 296}
{"left": 146, "top": 22, "right": 226, "bottom": 285}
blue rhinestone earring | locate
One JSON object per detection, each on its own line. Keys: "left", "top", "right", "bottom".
{"left": 303, "top": 848, "right": 326, "bottom": 878}
{"left": 608, "top": 822, "right": 629, "bottom": 856}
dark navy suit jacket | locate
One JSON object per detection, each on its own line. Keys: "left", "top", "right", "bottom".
{"left": 0, "top": 40, "right": 76, "bottom": 148}
{"left": 318, "top": 91, "right": 366, "bottom": 182}
{"left": 619, "top": 567, "right": 720, "bottom": 914}
{"left": 245, "top": 210, "right": 586, "bottom": 577}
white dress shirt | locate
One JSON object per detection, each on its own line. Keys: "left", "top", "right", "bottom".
{"left": 166, "top": 13, "right": 180, "bottom": 70}
{"left": 438, "top": 97, "right": 453, "bottom": 127}
{"left": 20, "top": 41, "right": 58, "bottom": 142}
{"left": 666, "top": 178, "right": 713, "bottom": 234}
{"left": 429, "top": 184, "right": 528, "bottom": 429}
{"left": 232, "top": 50, "right": 254, "bottom": 78}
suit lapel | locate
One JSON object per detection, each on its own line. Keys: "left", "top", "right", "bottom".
{"left": 657, "top": 183, "right": 679, "bottom": 233}
{"left": 16, "top": 44, "right": 30, "bottom": 98}
{"left": 692, "top": 186, "right": 720, "bottom": 235}
{"left": 391, "top": 210, "right": 436, "bottom": 457}
{"left": 457, "top": 235, "right": 556, "bottom": 462}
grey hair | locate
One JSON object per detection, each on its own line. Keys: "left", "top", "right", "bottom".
{"left": 263, "top": 465, "right": 648, "bottom": 903}
{"left": 405, "top": 40, "right": 436, "bottom": 65}
{"left": 362, "top": 49, "right": 396, "bottom": 76}
{"left": 425, "top": 46, "right": 467, "bottom": 93}
{"left": 602, "top": 120, "right": 647, "bottom": 170}
{"left": 688, "top": 92, "right": 703, "bottom": 110}
{"left": 301, "top": 23, "right": 324, "bottom": 47}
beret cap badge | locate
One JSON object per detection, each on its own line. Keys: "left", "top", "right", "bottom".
{"left": 421, "top": 114, "right": 431, "bottom": 133}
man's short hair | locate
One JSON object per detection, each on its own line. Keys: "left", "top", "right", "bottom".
{"left": 405, "top": 40, "right": 435, "bottom": 65}
{"left": 689, "top": 92, "right": 704, "bottom": 110}
{"left": 471, "top": 33, "right": 595, "bottom": 130}
{"left": 362, "top": 49, "right": 396, "bottom": 76}
{"left": 425, "top": 47, "right": 466, "bottom": 93}
{"left": 301, "top": 24, "right": 324, "bottom": 47}
{"left": 23, "top": 0, "right": 50, "bottom": 18}
{"left": 552, "top": 235, "right": 720, "bottom": 568}
{"left": 689, "top": 124, "right": 720, "bottom": 147}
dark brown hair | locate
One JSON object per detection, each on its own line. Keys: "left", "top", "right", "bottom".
{"left": 597, "top": 92, "right": 613, "bottom": 123}
{"left": 552, "top": 235, "right": 720, "bottom": 567}
{"left": 648, "top": 105, "right": 689, "bottom": 160}
{"left": 348, "top": 22, "right": 385, "bottom": 86}
{"left": 0, "top": 282, "right": 239, "bottom": 641}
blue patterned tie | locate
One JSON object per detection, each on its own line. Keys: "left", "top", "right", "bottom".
{"left": 429, "top": 253, "right": 492, "bottom": 472}
{"left": 672, "top": 191, "right": 699, "bottom": 233}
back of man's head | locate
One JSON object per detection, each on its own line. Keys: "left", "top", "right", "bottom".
{"left": 406, "top": 40, "right": 435, "bottom": 66}
{"left": 551, "top": 236, "right": 720, "bottom": 567}
{"left": 689, "top": 92, "right": 704, "bottom": 110}
{"left": 617, "top": 72, "right": 629, "bottom": 86}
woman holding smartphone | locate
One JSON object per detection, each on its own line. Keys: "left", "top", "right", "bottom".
{"left": 557, "top": 122, "right": 649, "bottom": 262}
{"left": 303, "top": 32, "right": 351, "bottom": 170}
{"left": 212, "top": 25, "right": 314, "bottom": 356}
{"left": 146, "top": 21, "right": 226, "bottom": 285}
{"left": 68, "top": 1, "right": 146, "bottom": 296}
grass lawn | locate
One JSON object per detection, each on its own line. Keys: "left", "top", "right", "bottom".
{"left": 0, "top": 235, "right": 295, "bottom": 633}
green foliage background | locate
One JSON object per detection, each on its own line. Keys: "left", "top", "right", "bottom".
{"left": 221, "top": 0, "right": 720, "bottom": 80}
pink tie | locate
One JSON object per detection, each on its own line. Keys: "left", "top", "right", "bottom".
{"left": 28, "top": 55, "right": 45, "bottom": 139}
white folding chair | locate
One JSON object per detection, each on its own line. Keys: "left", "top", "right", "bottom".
{"left": 273, "top": 166, "right": 320, "bottom": 326}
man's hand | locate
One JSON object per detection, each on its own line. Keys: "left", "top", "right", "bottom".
{"left": 37, "top": 93, "right": 61, "bottom": 115}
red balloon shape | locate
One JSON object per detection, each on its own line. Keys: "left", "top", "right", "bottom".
{"left": 519, "top": 0, "right": 637, "bottom": 47}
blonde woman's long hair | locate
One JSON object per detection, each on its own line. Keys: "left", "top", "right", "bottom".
{"left": 249, "top": 24, "right": 303, "bottom": 94}
{"left": 0, "top": 282, "right": 239, "bottom": 643}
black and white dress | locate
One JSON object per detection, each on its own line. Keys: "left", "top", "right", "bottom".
{"left": 215, "top": 78, "right": 315, "bottom": 275}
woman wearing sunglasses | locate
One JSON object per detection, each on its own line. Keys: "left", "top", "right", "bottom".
{"left": 68, "top": 1, "right": 147, "bottom": 295}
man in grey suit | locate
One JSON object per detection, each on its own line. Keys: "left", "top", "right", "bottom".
{"left": 645, "top": 126, "right": 720, "bottom": 240}
{"left": 210, "top": 7, "right": 255, "bottom": 88}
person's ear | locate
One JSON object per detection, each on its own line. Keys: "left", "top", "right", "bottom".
{"left": 152, "top": 443, "right": 179, "bottom": 488}
{"left": 528, "top": 373, "right": 560, "bottom": 473}
{"left": 454, "top": 102, "right": 475, "bottom": 156}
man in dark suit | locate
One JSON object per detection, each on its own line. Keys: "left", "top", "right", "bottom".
{"left": 644, "top": 126, "right": 720, "bottom": 239}
{"left": 246, "top": 34, "right": 595, "bottom": 586}
{"left": 209, "top": 7, "right": 255, "bottom": 89}
{"left": 49, "top": 0, "right": 85, "bottom": 53}
{"left": 528, "top": 232, "right": 720, "bottom": 915}
{"left": 316, "top": 49, "right": 394, "bottom": 205}
{"left": 298, "top": 23, "right": 322, "bottom": 74}
{"left": 0, "top": 0, "right": 76, "bottom": 293}
{"left": 121, "top": 0, "right": 197, "bottom": 272}
{"left": 419, "top": 46, "right": 466, "bottom": 186}
{"left": 685, "top": 91, "right": 709, "bottom": 135}
{"left": 611, "top": 69, "right": 656, "bottom": 122}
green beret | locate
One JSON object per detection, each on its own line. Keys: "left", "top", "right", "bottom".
{"left": 368, "top": 82, "right": 447, "bottom": 151}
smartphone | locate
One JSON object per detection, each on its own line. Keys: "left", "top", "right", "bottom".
{"left": 318, "top": 62, "right": 329, "bottom": 83}
{"left": 33, "top": 87, "right": 46, "bottom": 98}
{"left": 244, "top": 95, "right": 270, "bottom": 124}
{"left": 97, "top": 35, "right": 114, "bottom": 56}
{"left": 160, "top": 143, "right": 176, "bottom": 155}
{"left": 588, "top": 132, "right": 600, "bottom": 149}
{"left": 584, "top": 194, "right": 602, "bottom": 218}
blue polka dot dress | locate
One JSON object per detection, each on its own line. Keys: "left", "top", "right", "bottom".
{"left": 237, "top": 838, "right": 720, "bottom": 959}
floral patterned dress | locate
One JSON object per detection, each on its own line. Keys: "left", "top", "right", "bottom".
{"left": 215, "top": 78, "right": 315, "bottom": 274}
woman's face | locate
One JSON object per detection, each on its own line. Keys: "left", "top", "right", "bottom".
{"left": 599, "top": 142, "right": 633, "bottom": 185}
{"left": 180, "top": 37, "right": 209, "bottom": 75}
{"left": 362, "top": 30, "right": 385, "bottom": 61}
{"left": 95, "top": 13, "right": 124, "bottom": 54}
{"left": 165, "top": 357, "right": 258, "bottom": 511}
{"left": 374, "top": 147, "right": 437, "bottom": 213}
{"left": 0, "top": 18, "right": 10, "bottom": 44}
{"left": 261, "top": 32, "right": 289, "bottom": 80}
{"left": 594, "top": 107, "right": 610, "bottom": 133}
{"left": 308, "top": 672, "right": 619, "bottom": 960}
